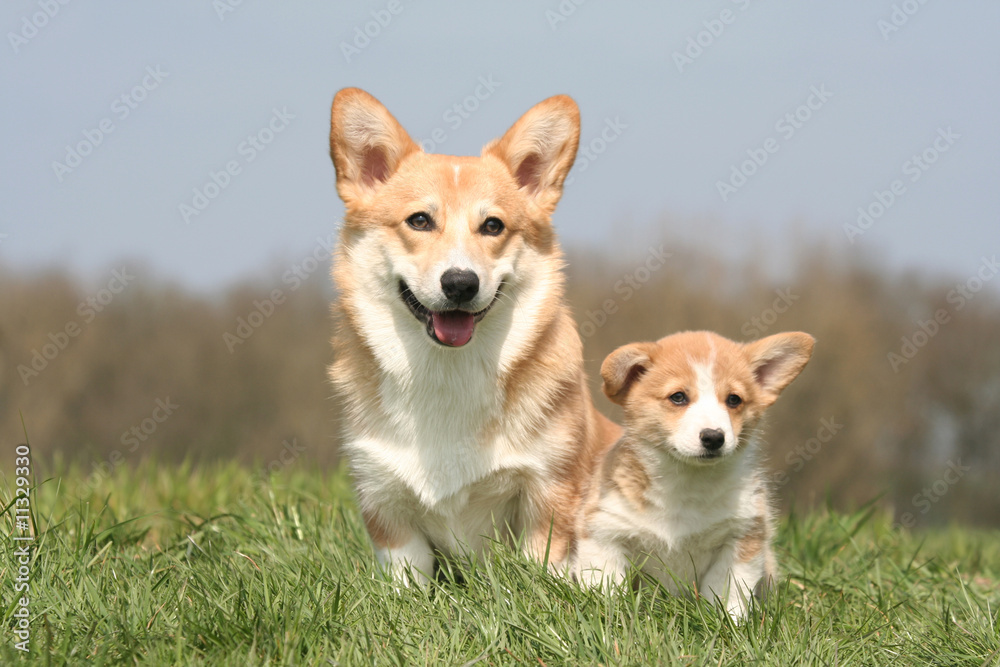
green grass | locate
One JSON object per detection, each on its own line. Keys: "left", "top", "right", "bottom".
{"left": 2, "top": 460, "right": 999, "bottom": 666}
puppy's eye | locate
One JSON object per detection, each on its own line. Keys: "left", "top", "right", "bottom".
{"left": 406, "top": 212, "right": 434, "bottom": 231}
{"left": 480, "top": 217, "right": 504, "bottom": 236}
{"left": 726, "top": 394, "right": 743, "bottom": 408}
{"left": 668, "top": 392, "right": 688, "bottom": 406}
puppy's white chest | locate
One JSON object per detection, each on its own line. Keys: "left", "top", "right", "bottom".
{"left": 643, "top": 512, "right": 730, "bottom": 569}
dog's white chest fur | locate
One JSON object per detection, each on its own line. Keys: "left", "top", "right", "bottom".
{"left": 341, "top": 296, "right": 553, "bottom": 554}
{"left": 341, "top": 238, "right": 554, "bottom": 505}
{"left": 347, "top": 364, "right": 511, "bottom": 495}
{"left": 343, "top": 375, "right": 537, "bottom": 554}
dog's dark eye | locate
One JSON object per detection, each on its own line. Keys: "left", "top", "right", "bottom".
{"left": 480, "top": 217, "right": 504, "bottom": 236}
{"left": 668, "top": 392, "right": 688, "bottom": 406}
{"left": 726, "top": 394, "right": 743, "bottom": 408}
{"left": 406, "top": 212, "right": 434, "bottom": 231}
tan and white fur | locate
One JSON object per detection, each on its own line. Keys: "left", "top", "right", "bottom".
{"left": 327, "top": 88, "right": 619, "bottom": 585}
{"left": 575, "top": 331, "right": 814, "bottom": 619}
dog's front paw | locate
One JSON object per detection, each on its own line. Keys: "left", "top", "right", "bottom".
{"left": 375, "top": 537, "right": 435, "bottom": 589}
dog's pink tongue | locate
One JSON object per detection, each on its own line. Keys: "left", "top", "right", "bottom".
{"left": 432, "top": 311, "right": 475, "bottom": 347}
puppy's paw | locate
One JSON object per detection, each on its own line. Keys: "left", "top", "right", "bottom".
{"left": 573, "top": 539, "right": 628, "bottom": 591}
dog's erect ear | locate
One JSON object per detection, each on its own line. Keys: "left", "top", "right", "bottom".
{"left": 745, "top": 332, "right": 815, "bottom": 406}
{"left": 601, "top": 343, "right": 656, "bottom": 405}
{"left": 329, "top": 88, "right": 420, "bottom": 203}
{"left": 482, "top": 95, "right": 580, "bottom": 216}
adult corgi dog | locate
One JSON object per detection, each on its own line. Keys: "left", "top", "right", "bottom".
{"left": 327, "top": 88, "right": 620, "bottom": 584}
{"left": 575, "top": 331, "right": 814, "bottom": 619}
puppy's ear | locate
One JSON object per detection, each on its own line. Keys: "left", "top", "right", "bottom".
{"left": 329, "top": 88, "right": 420, "bottom": 204}
{"left": 601, "top": 343, "right": 655, "bottom": 405}
{"left": 745, "top": 332, "right": 815, "bottom": 406}
{"left": 482, "top": 95, "right": 580, "bottom": 217}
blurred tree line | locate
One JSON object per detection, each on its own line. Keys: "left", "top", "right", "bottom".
{"left": 2, "top": 230, "right": 998, "bottom": 526}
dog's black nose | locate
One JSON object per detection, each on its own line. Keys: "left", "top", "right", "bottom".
{"left": 440, "top": 268, "right": 480, "bottom": 304}
{"left": 700, "top": 428, "right": 725, "bottom": 451}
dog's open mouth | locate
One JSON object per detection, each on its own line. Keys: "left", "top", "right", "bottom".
{"left": 399, "top": 281, "right": 498, "bottom": 347}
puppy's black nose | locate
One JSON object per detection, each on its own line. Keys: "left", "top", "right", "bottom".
{"left": 700, "top": 428, "right": 725, "bottom": 451}
{"left": 440, "top": 268, "right": 479, "bottom": 304}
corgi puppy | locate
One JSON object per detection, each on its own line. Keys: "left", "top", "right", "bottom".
{"left": 327, "top": 88, "right": 620, "bottom": 584}
{"left": 575, "top": 331, "right": 814, "bottom": 619}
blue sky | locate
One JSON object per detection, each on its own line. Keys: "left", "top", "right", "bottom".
{"left": 2, "top": 1, "right": 997, "bottom": 291}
